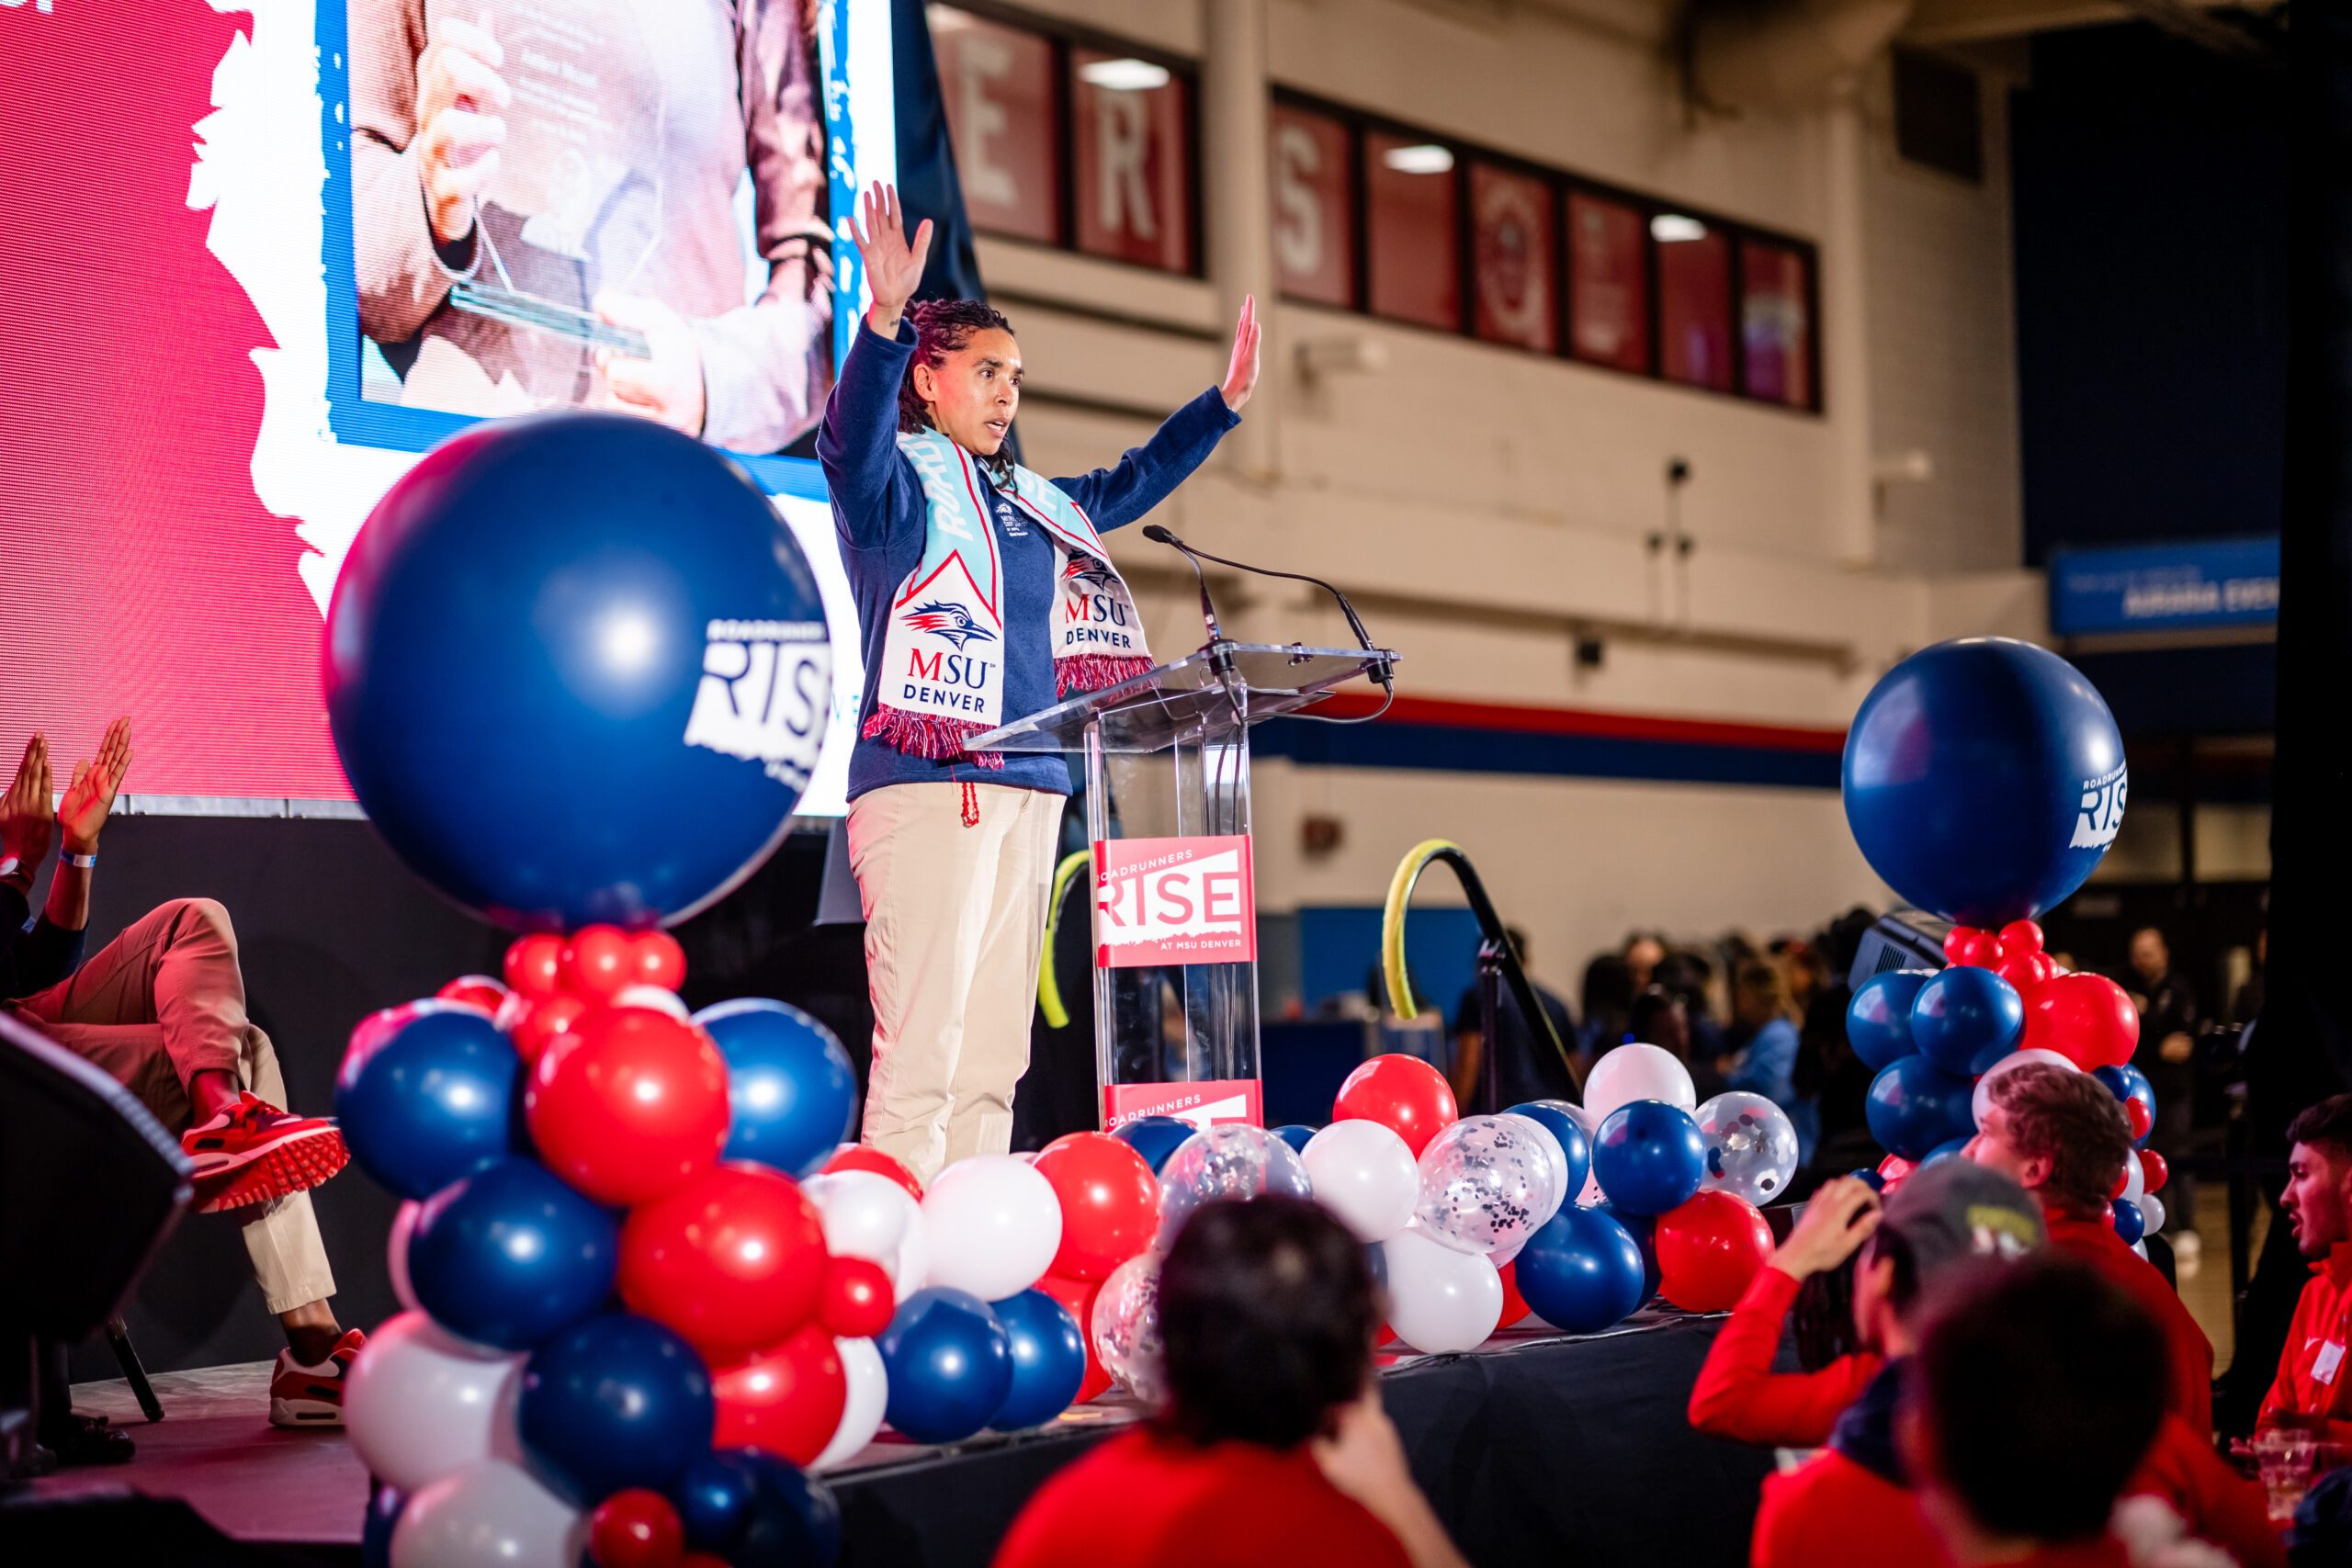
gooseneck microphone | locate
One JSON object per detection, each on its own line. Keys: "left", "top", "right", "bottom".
{"left": 1140, "top": 525, "right": 1394, "bottom": 695}
{"left": 1140, "top": 525, "right": 1235, "bottom": 676}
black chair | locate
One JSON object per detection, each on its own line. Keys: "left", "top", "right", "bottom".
{"left": 0, "top": 1010, "right": 191, "bottom": 1477}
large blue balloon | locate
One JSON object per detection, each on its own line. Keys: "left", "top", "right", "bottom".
{"left": 334, "top": 1003, "right": 519, "bottom": 1201}
{"left": 1516, "top": 1206, "right": 1647, "bottom": 1333}
{"left": 2111, "top": 1196, "right": 2146, "bottom": 1246}
{"left": 1591, "top": 1200, "right": 1660, "bottom": 1303}
{"left": 672, "top": 1450, "right": 761, "bottom": 1555}
{"left": 1270, "top": 1123, "right": 1317, "bottom": 1155}
{"left": 1113, "top": 1116, "right": 1194, "bottom": 1175}
{"left": 695, "top": 999, "right": 857, "bottom": 1178}
{"left": 2094, "top": 1064, "right": 2159, "bottom": 1148}
{"left": 407, "top": 1156, "right": 617, "bottom": 1349}
{"left": 1909, "top": 966, "right": 2024, "bottom": 1077}
{"left": 1508, "top": 1100, "right": 1593, "bottom": 1203}
{"left": 1848, "top": 971, "right": 1934, "bottom": 1072}
{"left": 668, "top": 1449, "right": 841, "bottom": 1568}
{"left": 1590, "top": 1100, "right": 1706, "bottom": 1215}
{"left": 517, "top": 1312, "right": 715, "bottom": 1506}
{"left": 1842, "top": 637, "right": 2126, "bottom": 927}
{"left": 1865, "top": 1057, "right": 1977, "bottom": 1162}
{"left": 876, "top": 1289, "right": 1013, "bottom": 1445}
{"left": 988, "top": 1289, "right": 1088, "bottom": 1431}
{"left": 322, "top": 412, "right": 831, "bottom": 931}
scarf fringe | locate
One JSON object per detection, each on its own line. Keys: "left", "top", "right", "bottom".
{"left": 1057, "top": 654, "right": 1156, "bottom": 697}
{"left": 861, "top": 707, "right": 1006, "bottom": 770}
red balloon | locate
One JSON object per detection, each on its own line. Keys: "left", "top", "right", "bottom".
{"left": 2111, "top": 1164, "right": 2132, "bottom": 1201}
{"left": 1037, "top": 1272, "right": 1112, "bottom": 1403}
{"left": 1876, "top": 1153, "right": 1916, "bottom": 1183}
{"left": 620, "top": 1162, "right": 828, "bottom": 1361}
{"left": 631, "top": 931, "right": 688, "bottom": 991}
{"left": 2126, "top": 1097, "right": 2154, "bottom": 1141}
{"left": 527, "top": 1009, "right": 731, "bottom": 1205}
{"left": 435, "top": 975, "right": 508, "bottom": 1014}
{"left": 2139, "top": 1149, "right": 2169, "bottom": 1195}
{"left": 1942, "top": 927, "right": 2005, "bottom": 969}
{"left": 2019, "top": 973, "right": 2140, "bottom": 1071}
{"left": 588, "top": 1488, "right": 684, "bottom": 1568}
{"left": 504, "top": 933, "right": 566, "bottom": 998}
{"left": 1332, "top": 1055, "right": 1459, "bottom": 1158}
{"left": 562, "top": 925, "right": 639, "bottom": 999}
{"left": 1655, "top": 1190, "right": 1774, "bottom": 1313}
{"left": 711, "top": 1324, "right": 846, "bottom": 1466}
{"left": 1992, "top": 953, "right": 2046, "bottom": 994}
{"left": 508, "top": 993, "right": 592, "bottom": 1068}
{"left": 1032, "top": 1133, "right": 1162, "bottom": 1281}
{"left": 1997, "top": 919, "right": 2046, "bottom": 958}
{"left": 1496, "top": 1259, "right": 1531, "bottom": 1329}
{"left": 821, "top": 1145, "right": 924, "bottom": 1200}
{"left": 819, "top": 1256, "right": 896, "bottom": 1339}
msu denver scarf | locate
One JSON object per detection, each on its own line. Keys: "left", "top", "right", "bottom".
{"left": 864, "top": 428, "right": 1155, "bottom": 768}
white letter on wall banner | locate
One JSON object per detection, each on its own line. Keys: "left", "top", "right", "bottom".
{"left": 958, "top": 34, "right": 1017, "bottom": 208}
{"left": 1096, "top": 93, "right": 1157, "bottom": 241}
{"left": 1272, "top": 124, "right": 1321, "bottom": 278}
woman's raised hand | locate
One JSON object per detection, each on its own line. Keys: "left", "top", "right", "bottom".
{"left": 849, "top": 182, "right": 933, "bottom": 336}
{"left": 1219, "top": 293, "right": 1261, "bottom": 412}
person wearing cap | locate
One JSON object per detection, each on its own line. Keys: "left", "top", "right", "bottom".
{"left": 1747, "top": 1161, "right": 2279, "bottom": 1568}
{"left": 1966, "top": 1062, "right": 2215, "bottom": 1436}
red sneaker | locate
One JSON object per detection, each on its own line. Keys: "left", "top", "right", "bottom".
{"left": 267, "top": 1328, "right": 366, "bottom": 1427}
{"left": 181, "top": 1092, "right": 349, "bottom": 1214}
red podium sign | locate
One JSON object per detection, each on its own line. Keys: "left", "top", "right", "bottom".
{"left": 1091, "top": 835, "right": 1256, "bottom": 968}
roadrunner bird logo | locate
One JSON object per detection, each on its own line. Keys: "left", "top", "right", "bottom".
{"left": 901, "top": 600, "right": 998, "bottom": 651}
{"left": 1063, "top": 558, "right": 1115, "bottom": 591}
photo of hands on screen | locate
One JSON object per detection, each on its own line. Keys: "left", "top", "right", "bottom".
{"left": 349, "top": 0, "right": 833, "bottom": 455}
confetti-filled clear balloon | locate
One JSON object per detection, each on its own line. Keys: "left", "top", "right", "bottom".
{"left": 1410, "top": 1114, "right": 1561, "bottom": 1257}
{"left": 1090, "top": 1253, "right": 1164, "bottom": 1404}
{"left": 1693, "top": 1092, "right": 1801, "bottom": 1206}
{"left": 1156, "top": 1124, "right": 1314, "bottom": 1248}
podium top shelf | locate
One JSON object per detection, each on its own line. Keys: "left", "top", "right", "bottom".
{"left": 967, "top": 642, "right": 1396, "bottom": 754}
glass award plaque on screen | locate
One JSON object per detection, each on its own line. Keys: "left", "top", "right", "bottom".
{"left": 450, "top": 0, "right": 662, "bottom": 358}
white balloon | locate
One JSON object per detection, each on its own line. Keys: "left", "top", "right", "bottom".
{"left": 1091, "top": 1253, "right": 1164, "bottom": 1404}
{"left": 1302, "top": 1120, "right": 1419, "bottom": 1243}
{"left": 390, "top": 1460, "right": 580, "bottom": 1568}
{"left": 1692, "top": 1092, "right": 1801, "bottom": 1207}
{"left": 1584, "top": 1043, "right": 1696, "bottom": 1122}
{"left": 345, "top": 1311, "right": 525, "bottom": 1495}
{"left": 1502, "top": 1114, "right": 1572, "bottom": 1229}
{"left": 1382, "top": 1227, "right": 1504, "bottom": 1354}
{"left": 805, "top": 1170, "right": 928, "bottom": 1303}
{"left": 1412, "top": 1115, "right": 1560, "bottom": 1257}
{"left": 2120, "top": 1144, "right": 2147, "bottom": 1206}
{"left": 1970, "top": 1048, "right": 2079, "bottom": 1130}
{"left": 387, "top": 1200, "right": 423, "bottom": 1314}
{"left": 813, "top": 1336, "right": 888, "bottom": 1471}
{"left": 2140, "top": 1194, "right": 2166, "bottom": 1235}
{"left": 612, "top": 985, "right": 690, "bottom": 1021}
{"left": 921, "top": 1155, "right": 1063, "bottom": 1302}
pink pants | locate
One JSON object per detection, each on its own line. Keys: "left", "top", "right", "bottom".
{"left": 7, "top": 898, "right": 336, "bottom": 1314}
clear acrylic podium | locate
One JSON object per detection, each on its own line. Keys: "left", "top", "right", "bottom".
{"left": 970, "top": 642, "right": 1396, "bottom": 1133}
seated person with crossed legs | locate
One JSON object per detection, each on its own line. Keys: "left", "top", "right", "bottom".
{"left": 0, "top": 722, "right": 362, "bottom": 1435}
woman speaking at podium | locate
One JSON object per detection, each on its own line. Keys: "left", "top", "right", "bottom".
{"left": 819, "top": 185, "right": 1261, "bottom": 1184}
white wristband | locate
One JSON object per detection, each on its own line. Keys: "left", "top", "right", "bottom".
{"left": 61, "top": 849, "right": 96, "bottom": 870}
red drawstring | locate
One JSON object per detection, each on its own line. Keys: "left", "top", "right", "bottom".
{"left": 960, "top": 780, "right": 979, "bottom": 828}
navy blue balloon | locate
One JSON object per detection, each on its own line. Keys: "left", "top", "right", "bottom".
{"left": 729, "top": 1449, "right": 843, "bottom": 1568}
{"left": 1909, "top": 966, "right": 2025, "bottom": 1077}
{"left": 876, "top": 1288, "right": 1013, "bottom": 1445}
{"left": 1590, "top": 1100, "right": 1706, "bottom": 1215}
{"left": 334, "top": 1004, "right": 519, "bottom": 1201}
{"left": 988, "top": 1289, "right": 1088, "bottom": 1431}
{"left": 1363, "top": 1240, "right": 1389, "bottom": 1293}
{"left": 407, "top": 1156, "right": 617, "bottom": 1349}
{"left": 1591, "top": 1200, "right": 1660, "bottom": 1303}
{"left": 1508, "top": 1100, "right": 1593, "bottom": 1202}
{"left": 2094, "top": 1064, "right": 2158, "bottom": 1147}
{"left": 1270, "top": 1123, "right": 1317, "bottom": 1155}
{"left": 2111, "top": 1196, "right": 2146, "bottom": 1246}
{"left": 672, "top": 1450, "right": 762, "bottom": 1555}
{"left": 1852, "top": 1168, "right": 1887, "bottom": 1192}
{"left": 1848, "top": 971, "right": 1934, "bottom": 1072}
{"left": 1865, "top": 1057, "right": 1978, "bottom": 1161}
{"left": 696, "top": 998, "right": 857, "bottom": 1178}
{"left": 323, "top": 412, "right": 831, "bottom": 931}
{"left": 1842, "top": 637, "right": 2126, "bottom": 927}
{"left": 516, "top": 1312, "right": 714, "bottom": 1506}
{"left": 1114, "top": 1116, "right": 1194, "bottom": 1175}
{"left": 1516, "top": 1206, "right": 1647, "bottom": 1333}
{"left": 361, "top": 1484, "right": 404, "bottom": 1568}
{"left": 1920, "top": 1135, "right": 1972, "bottom": 1168}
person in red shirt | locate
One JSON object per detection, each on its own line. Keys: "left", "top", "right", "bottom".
{"left": 991, "top": 1195, "right": 1465, "bottom": 1568}
{"left": 1967, "top": 1062, "right": 2215, "bottom": 1437}
{"left": 2256, "top": 1094, "right": 2352, "bottom": 1444}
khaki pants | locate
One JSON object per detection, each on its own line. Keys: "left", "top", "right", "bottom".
{"left": 8, "top": 898, "right": 336, "bottom": 1315}
{"left": 848, "top": 782, "right": 1062, "bottom": 1186}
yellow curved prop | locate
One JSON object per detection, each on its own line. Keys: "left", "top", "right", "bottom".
{"left": 1037, "top": 850, "right": 1094, "bottom": 1029}
{"left": 1382, "top": 838, "right": 1463, "bottom": 1021}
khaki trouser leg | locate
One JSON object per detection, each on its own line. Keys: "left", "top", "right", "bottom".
{"left": 849, "top": 782, "right": 1058, "bottom": 1185}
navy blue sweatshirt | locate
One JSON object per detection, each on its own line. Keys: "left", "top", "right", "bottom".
{"left": 2, "top": 882, "right": 85, "bottom": 1000}
{"left": 816, "top": 317, "right": 1240, "bottom": 802}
